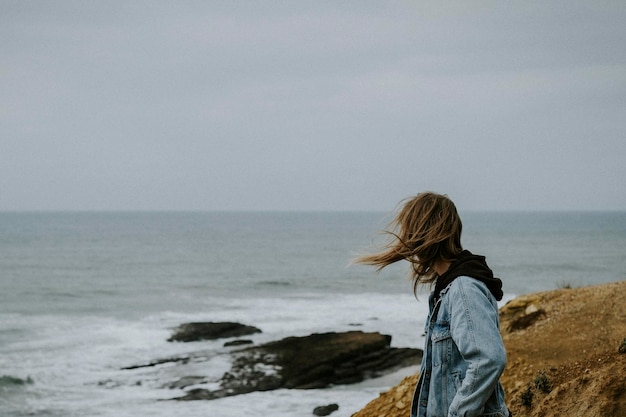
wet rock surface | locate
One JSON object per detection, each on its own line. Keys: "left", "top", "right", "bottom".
{"left": 223, "top": 339, "right": 254, "bottom": 347}
{"left": 313, "top": 403, "right": 339, "bottom": 416}
{"left": 168, "top": 322, "right": 261, "bottom": 342}
{"left": 173, "top": 331, "right": 422, "bottom": 401}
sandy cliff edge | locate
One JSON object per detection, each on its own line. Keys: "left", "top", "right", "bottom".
{"left": 351, "top": 280, "right": 626, "bottom": 417}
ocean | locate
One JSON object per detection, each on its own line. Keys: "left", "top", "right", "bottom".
{"left": 1, "top": 211, "right": 625, "bottom": 417}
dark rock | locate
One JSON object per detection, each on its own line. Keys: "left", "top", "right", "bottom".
{"left": 0, "top": 375, "right": 33, "bottom": 386}
{"left": 122, "top": 355, "right": 190, "bottom": 370}
{"left": 313, "top": 403, "right": 339, "bottom": 416}
{"left": 224, "top": 339, "right": 254, "bottom": 347}
{"left": 619, "top": 338, "right": 626, "bottom": 354}
{"left": 168, "top": 322, "right": 261, "bottom": 342}
{"left": 173, "top": 331, "right": 422, "bottom": 401}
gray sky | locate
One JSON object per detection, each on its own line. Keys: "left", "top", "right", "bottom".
{"left": 2, "top": 1, "right": 625, "bottom": 211}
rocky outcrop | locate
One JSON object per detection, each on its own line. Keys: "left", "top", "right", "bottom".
{"left": 223, "top": 339, "right": 253, "bottom": 347}
{"left": 499, "top": 296, "right": 547, "bottom": 332}
{"left": 351, "top": 280, "right": 626, "bottom": 417}
{"left": 167, "top": 322, "right": 261, "bottom": 342}
{"left": 313, "top": 403, "right": 339, "bottom": 416}
{"left": 174, "top": 331, "right": 422, "bottom": 401}
{"left": 0, "top": 375, "right": 34, "bottom": 386}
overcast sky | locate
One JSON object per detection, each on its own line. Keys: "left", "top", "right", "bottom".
{"left": 2, "top": 1, "right": 625, "bottom": 212}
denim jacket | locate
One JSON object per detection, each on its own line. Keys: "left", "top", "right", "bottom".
{"left": 411, "top": 276, "right": 509, "bottom": 417}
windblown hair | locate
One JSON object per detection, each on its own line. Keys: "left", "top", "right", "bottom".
{"left": 355, "top": 192, "right": 463, "bottom": 291}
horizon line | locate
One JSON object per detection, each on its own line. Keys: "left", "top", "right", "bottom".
{"left": 1, "top": 208, "right": 625, "bottom": 214}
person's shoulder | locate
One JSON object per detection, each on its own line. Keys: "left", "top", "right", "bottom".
{"left": 447, "top": 276, "right": 490, "bottom": 296}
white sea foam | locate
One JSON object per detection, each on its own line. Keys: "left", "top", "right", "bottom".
{"left": 0, "top": 292, "right": 434, "bottom": 417}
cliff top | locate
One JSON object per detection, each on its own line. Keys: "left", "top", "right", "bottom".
{"left": 351, "top": 280, "right": 626, "bottom": 417}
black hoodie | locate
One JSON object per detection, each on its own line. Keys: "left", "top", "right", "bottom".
{"left": 433, "top": 250, "right": 504, "bottom": 302}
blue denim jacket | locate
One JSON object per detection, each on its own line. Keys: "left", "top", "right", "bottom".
{"left": 411, "top": 276, "right": 509, "bottom": 417}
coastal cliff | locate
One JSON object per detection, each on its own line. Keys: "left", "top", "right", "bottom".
{"left": 351, "top": 280, "right": 626, "bottom": 417}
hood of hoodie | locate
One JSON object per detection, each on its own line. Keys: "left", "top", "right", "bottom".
{"left": 434, "top": 250, "right": 503, "bottom": 301}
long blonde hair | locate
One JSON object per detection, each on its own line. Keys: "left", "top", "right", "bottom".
{"left": 355, "top": 192, "right": 463, "bottom": 290}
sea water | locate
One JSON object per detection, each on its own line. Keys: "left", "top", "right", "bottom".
{"left": 1, "top": 211, "right": 624, "bottom": 417}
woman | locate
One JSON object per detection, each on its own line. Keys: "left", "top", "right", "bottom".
{"left": 355, "top": 192, "right": 510, "bottom": 417}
